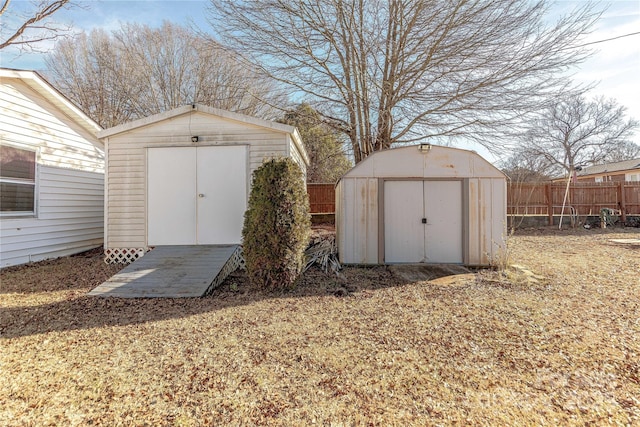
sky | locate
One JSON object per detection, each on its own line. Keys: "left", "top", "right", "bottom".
{"left": 1, "top": 0, "right": 639, "bottom": 160}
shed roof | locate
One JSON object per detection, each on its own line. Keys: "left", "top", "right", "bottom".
{"left": 577, "top": 158, "right": 640, "bottom": 176}
{"left": 97, "top": 104, "right": 309, "bottom": 165}
{"left": 340, "top": 144, "right": 505, "bottom": 180}
{"left": 0, "top": 68, "right": 102, "bottom": 137}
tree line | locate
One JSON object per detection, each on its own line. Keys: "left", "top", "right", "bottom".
{"left": 2, "top": 0, "right": 638, "bottom": 181}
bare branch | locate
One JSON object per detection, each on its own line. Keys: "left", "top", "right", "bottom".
{"left": 208, "top": 0, "right": 602, "bottom": 162}
{"left": 0, "top": 0, "right": 76, "bottom": 52}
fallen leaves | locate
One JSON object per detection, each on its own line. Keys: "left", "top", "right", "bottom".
{"left": 0, "top": 228, "right": 639, "bottom": 425}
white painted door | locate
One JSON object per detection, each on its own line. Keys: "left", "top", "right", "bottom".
{"left": 147, "top": 146, "right": 247, "bottom": 245}
{"left": 384, "top": 181, "right": 425, "bottom": 263}
{"left": 196, "top": 146, "right": 247, "bottom": 244}
{"left": 384, "top": 180, "right": 463, "bottom": 263}
{"left": 148, "top": 147, "right": 197, "bottom": 245}
{"left": 424, "top": 180, "right": 462, "bottom": 263}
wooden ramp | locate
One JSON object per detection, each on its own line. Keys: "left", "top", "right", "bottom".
{"left": 89, "top": 245, "right": 242, "bottom": 298}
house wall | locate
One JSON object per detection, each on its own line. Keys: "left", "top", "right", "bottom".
{"left": 286, "top": 134, "right": 308, "bottom": 177}
{"left": 103, "top": 111, "right": 303, "bottom": 251}
{"left": 0, "top": 79, "right": 104, "bottom": 267}
{"left": 336, "top": 145, "right": 506, "bottom": 266}
{"left": 575, "top": 170, "right": 640, "bottom": 183}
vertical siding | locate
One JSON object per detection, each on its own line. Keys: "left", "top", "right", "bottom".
{"left": 467, "top": 178, "right": 480, "bottom": 265}
{"left": 467, "top": 178, "right": 507, "bottom": 265}
{"left": 335, "top": 180, "right": 344, "bottom": 259}
{"left": 0, "top": 80, "right": 104, "bottom": 268}
{"left": 336, "top": 177, "right": 378, "bottom": 264}
{"left": 491, "top": 178, "right": 508, "bottom": 263}
{"left": 105, "top": 111, "right": 295, "bottom": 250}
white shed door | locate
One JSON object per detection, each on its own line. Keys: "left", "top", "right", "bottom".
{"left": 384, "top": 180, "right": 463, "bottom": 263}
{"left": 147, "top": 146, "right": 247, "bottom": 245}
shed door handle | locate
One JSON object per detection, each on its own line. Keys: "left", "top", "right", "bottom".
{"left": 422, "top": 218, "right": 427, "bottom": 224}
{"left": 198, "top": 194, "right": 205, "bottom": 198}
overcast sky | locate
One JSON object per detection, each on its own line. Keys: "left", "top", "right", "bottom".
{"left": 2, "top": 0, "right": 639, "bottom": 156}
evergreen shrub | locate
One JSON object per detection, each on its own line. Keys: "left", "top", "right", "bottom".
{"left": 242, "top": 158, "right": 311, "bottom": 289}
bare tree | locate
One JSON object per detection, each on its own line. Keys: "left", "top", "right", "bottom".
{"left": 207, "top": 0, "right": 601, "bottom": 163}
{"left": 515, "top": 94, "right": 638, "bottom": 177}
{"left": 45, "top": 21, "right": 285, "bottom": 128}
{"left": 604, "top": 140, "right": 640, "bottom": 163}
{"left": 44, "top": 29, "right": 138, "bottom": 128}
{"left": 0, "top": 0, "right": 76, "bottom": 52}
{"left": 499, "top": 154, "right": 554, "bottom": 183}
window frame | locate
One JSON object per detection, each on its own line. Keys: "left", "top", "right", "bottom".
{"left": 0, "top": 144, "right": 38, "bottom": 217}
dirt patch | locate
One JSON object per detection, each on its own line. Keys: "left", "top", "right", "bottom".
{"left": 388, "top": 263, "right": 471, "bottom": 282}
{"left": 1, "top": 229, "right": 639, "bottom": 426}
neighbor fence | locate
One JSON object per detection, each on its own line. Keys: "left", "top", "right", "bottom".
{"left": 508, "top": 181, "right": 640, "bottom": 224}
{"left": 307, "top": 183, "right": 336, "bottom": 214}
{"left": 307, "top": 181, "right": 640, "bottom": 223}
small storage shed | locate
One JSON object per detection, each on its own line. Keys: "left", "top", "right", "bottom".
{"left": 99, "top": 104, "right": 309, "bottom": 263}
{"left": 336, "top": 144, "right": 506, "bottom": 266}
{"left": 0, "top": 68, "right": 104, "bottom": 267}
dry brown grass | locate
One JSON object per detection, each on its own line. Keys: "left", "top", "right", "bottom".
{"left": 1, "top": 228, "right": 639, "bottom": 426}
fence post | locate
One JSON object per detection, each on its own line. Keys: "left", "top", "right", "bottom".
{"left": 546, "top": 183, "right": 553, "bottom": 225}
{"left": 618, "top": 181, "right": 627, "bottom": 224}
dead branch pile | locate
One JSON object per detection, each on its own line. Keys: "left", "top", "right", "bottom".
{"left": 304, "top": 230, "right": 341, "bottom": 275}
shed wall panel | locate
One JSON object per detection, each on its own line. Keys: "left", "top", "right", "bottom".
{"left": 104, "top": 110, "right": 298, "bottom": 250}
{"left": 336, "top": 178, "right": 378, "bottom": 264}
{"left": 466, "top": 178, "right": 507, "bottom": 265}
{"left": 467, "top": 178, "right": 481, "bottom": 265}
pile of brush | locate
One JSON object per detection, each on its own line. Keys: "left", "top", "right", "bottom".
{"left": 304, "top": 230, "right": 341, "bottom": 276}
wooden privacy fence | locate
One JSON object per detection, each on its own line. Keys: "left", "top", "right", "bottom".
{"left": 307, "top": 183, "right": 336, "bottom": 214}
{"left": 307, "top": 181, "right": 640, "bottom": 222}
{"left": 508, "top": 181, "right": 640, "bottom": 224}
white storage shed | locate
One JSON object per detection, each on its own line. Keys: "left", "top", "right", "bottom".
{"left": 0, "top": 68, "right": 104, "bottom": 267}
{"left": 336, "top": 144, "right": 506, "bottom": 266}
{"left": 99, "top": 104, "right": 309, "bottom": 264}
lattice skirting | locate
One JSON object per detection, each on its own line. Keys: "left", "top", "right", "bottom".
{"left": 104, "top": 247, "right": 149, "bottom": 264}
{"left": 233, "top": 246, "right": 246, "bottom": 271}
{"left": 205, "top": 246, "right": 244, "bottom": 294}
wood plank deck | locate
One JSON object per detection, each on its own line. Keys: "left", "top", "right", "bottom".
{"left": 89, "top": 245, "right": 240, "bottom": 298}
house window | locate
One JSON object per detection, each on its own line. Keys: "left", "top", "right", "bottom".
{"left": 0, "top": 145, "right": 36, "bottom": 215}
{"left": 627, "top": 173, "right": 639, "bottom": 182}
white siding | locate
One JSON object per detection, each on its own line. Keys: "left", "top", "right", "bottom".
{"left": 103, "top": 109, "right": 301, "bottom": 250}
{"left": 0, "top": 78, "right": 104, "bottom": 268}
{"left": 1, "top": 166, "right": 104, "bottom": 267}
{"left": 0, "top": 80, "right": 103, "bottom": 173}
{"left": 287, "top": 134, "right": 308, "bottom": 177}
